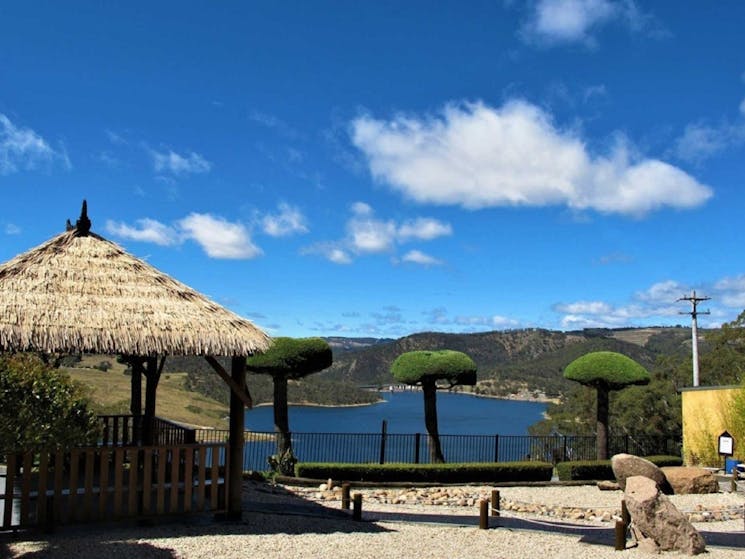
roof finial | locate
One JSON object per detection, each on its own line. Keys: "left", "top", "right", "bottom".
{"left": 75, "top": 200, "right": 92, "bottom": 235}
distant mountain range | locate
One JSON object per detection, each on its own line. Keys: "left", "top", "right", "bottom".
{"left": 319, "top": 327, "right": 694, "bottom": 400}
{"left": 167, "top": 326, "right": 695, "bottom": 407}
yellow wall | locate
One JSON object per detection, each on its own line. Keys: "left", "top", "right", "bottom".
{"left": 681, "top": 386, "right": 740, "bottom": 466}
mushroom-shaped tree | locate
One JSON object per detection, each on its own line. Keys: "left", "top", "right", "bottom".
{"left": 247, "top": 337, "right": 332, "bottom": 472}
{"left": 391, "top": 350, "right": 477, "bottom": 463}
{"left": 564, "top": 351, "right": 650, "bottom": 460}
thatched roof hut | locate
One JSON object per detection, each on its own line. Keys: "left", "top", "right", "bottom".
{"left": 0, "top": 201, "right": 271, "bottom": 518}
{"left": 0, "top": 205, "right": 270, "bottom": 356}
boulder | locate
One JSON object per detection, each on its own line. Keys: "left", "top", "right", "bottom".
{"left": 624, "top": 475, "right": 706, "bottom": 555}
{"left": 662, "top": 467, "right": 719, "bottom": 494}
{"left": 612, "top": 453, "right": 671, "bottom": 493}
{"left": 596, "top": 480, "right": 620, "bottom": 491}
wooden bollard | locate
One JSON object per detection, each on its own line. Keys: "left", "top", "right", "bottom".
{"left": 621, "top": 499, "right": 630, "bottom": 527}
{"left": 731, "top": 468, "right": 739, "bottom": 493}
{"left": 491, "top": 490, "right": 500, "bottom": 517}
{"left": 479, "top": 499, "right": 489, "bottom": 529}
{"left": 352, "top": 493, "right": 362, "bottom": 521}
{"left": 614, "top": 520, "right": 626, "bottom": 551}
{"left": 341, "top": 483, "right": 351, "bottom": 510}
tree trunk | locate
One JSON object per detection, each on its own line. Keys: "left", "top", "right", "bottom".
{"left": 596, "top": 386, "right": 609, "bottom": 460}
{"left": 273, "top": 375, "right": 292, "bottom": 456}
{"left": 422, "top": 380, "right": 444, "bottom": 463}
{"left": 142, "top": 356, "right": 161, "bottom": 446}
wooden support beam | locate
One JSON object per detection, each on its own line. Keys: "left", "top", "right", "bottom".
{"left": 227, "top": 356, "right": 246, "bottom": 520}
{"left": 204, "top": 355, "right": 253, "bottom": 408}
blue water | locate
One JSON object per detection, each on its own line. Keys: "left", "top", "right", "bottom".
{"left": 244, "top": 390, "right": 546, "bottom": 435}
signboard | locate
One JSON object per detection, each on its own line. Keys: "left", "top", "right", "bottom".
{"left": 718, "top": 431, "right": 734, "bottom": 456}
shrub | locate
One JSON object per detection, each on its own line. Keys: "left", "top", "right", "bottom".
{"left": 0, "top": 353, "right": 99, "bottom": 456}
{"left": 294, "top": 461, "right": 553, "bottom": 483}
{"left": 556, "top": 455, "right": 683, "bottom": 481}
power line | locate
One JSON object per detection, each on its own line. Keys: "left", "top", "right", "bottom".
{"left": 678, "top": 290, "right": 710, "bottom": 387}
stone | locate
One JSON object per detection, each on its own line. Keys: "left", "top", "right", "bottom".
{"left": 597, "top": 480, "right": 620, "bottom": 491}
{"left": 662, "top": 467, "right": 719, "bottom": 494}
{"left": 612, "top": 453, "right": 672, "bottom": 493}
{"left": 624, "top": 475, "right": 706, "bottom": 555}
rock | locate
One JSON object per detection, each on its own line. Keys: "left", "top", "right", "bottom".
{"left": 624, "top": 476, "right": 706, "bottom": 555}
{"left": 662, "top": 467, "right": 719, "bottom": 494}
{"left": 597, "top": 480, "right": 620, "bottom": 491}
{"left": 612, "top": 453, "right": 672, "bottom": 493}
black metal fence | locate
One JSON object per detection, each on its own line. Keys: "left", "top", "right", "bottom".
{"left": 194, "top": 429, "right": 680, "bottom": 472}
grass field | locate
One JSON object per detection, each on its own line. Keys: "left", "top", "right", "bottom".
{"left": 65, "top": 355, "right": 229, "bottom": 429}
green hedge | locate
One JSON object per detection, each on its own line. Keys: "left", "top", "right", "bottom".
{"left": 295, "top": 461, "right": 553, "bottom": 483}
{"left": 556, "top": 455, "right": 683, "bottom": 481}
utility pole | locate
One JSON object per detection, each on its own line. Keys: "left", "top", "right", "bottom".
{"left": 678, "top": 290, "right": 710, "bottom": 387}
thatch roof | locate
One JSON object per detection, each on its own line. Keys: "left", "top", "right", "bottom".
{"left": 0, "top": 206, "right": 272, "bottom": 356}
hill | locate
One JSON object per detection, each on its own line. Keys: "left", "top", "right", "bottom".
{"left": 317, "top": 327, "right": 693, "bottom": 400}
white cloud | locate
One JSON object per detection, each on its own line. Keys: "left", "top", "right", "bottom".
{"left": 524, "top": 0, "right": 616, "bottom": 44}
{"left": 740, "top": 98, "right": 745, "bottom": 117}
{"left": 178, "top": 213, "right": 261, "bottom": 259}
{"left": 521, "top": 0, "right": 658, "bottom": 46}
{"left": 347, "top": 207, "right": 397, "bottom": 253}
{"left": 397, "top": 218, "right": 452, "bottom": 241}
{"left": 673, "top": 122, "right": 733, "bottom": 163}
{"left": 0, "top": 113, "right": 70, "bottom": 174}
{"left": 713, "top": 275, "right": 745, "bottom": 308}
{"left": 352, "top": 100, "right": 712, "bottom": 216}
{"left": 554, "top": 301, "right": 613, "bottom": 315}
{"left": 554, "top": 280, "right": 694, "bottom": 329}
{"left": 261, "top": 203, "right": 309, "bottom": 237}
{"left": 300, "top": 243, "right": 353, "bottom": 264}
{"left": 150, "top": 148, "right": 211, "bottom": 175}
{"left": 401, "top": 250, "right": 443, "bottom": 266}
{"left": 105, "top": 218, "right": 179, "bottom": 246}
{"left": 4, "top": 223, "right": 21, "bottom": 235}
{"left": 303, "top": 203, "right": 450, "bottom": 265}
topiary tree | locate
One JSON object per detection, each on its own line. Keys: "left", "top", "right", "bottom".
{"left": 564, "top": 351, "right": 650, "bottom": 460}
{"left": 0, "top": 353, "right": 98, "bottom": 458}
{"left": 390, "top": 350, "right": 477, "bottom": 463}
{"left": 246, "top": 337, "right": 332, "bottom": 473}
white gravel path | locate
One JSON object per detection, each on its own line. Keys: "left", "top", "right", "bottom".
{"left": 4, "top": 483, "right": 744, "bottom": 559}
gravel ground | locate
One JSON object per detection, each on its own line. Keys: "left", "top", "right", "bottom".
{"left": 3, "top": 482, "right": 743, "bottom": 559}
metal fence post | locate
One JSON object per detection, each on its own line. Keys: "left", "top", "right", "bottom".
{"left": 414, "top": 433, "right": 421, "bottom": 464}
{"left": 493, "top": 434, "right": 499, "bottom": 463}
{"left": 379, "top": 420, "right": 387, "bottom": 465}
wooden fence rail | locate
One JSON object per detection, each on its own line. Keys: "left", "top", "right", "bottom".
{"left": 1, "top": 443, "right": 227, "bottom": 531}
{"left": 98, "top": 415, "right": 196, "bottom": 447}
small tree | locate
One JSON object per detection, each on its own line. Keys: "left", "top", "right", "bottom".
{"left": 0, "top": 353, "right": 98, "bottom": 457}
{"left": 246, "top": 337, "right": 332, "bottom": 473}
{"left": 391, "top": 350, "right": 477, "bottom": 463}
{"left": 564, "top": 351, "right": 650, "bottom": 460}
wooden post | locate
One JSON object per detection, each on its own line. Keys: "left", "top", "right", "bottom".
{"left": 227, "top": 356, "right": 246, "bottom": 520}
{"left": 615, "top": 520, "right": 626, "bottom": 550}
{"left": 479, "top": 499, "right": 489, "bottom": 529}
{"left": 731, "top": 468, "right": 739, "bottom": 493}
{"left": 353, "top": 493, "right": 362, "bottom": 521}
{"left": 341, "top": 483, "right": 351, "bottom": 510}
{"left": 491, "top": 490, "right": 500, "bottom": 517}
{"left": 379, "top": 420, "right": 388, "bottom": 465}
{"left": 621, "top": 499, "right": 630, "bottom": 527}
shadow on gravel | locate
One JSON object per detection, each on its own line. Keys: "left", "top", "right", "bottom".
{"left": 1, "top": 539, "right": 178, "bottom": 559}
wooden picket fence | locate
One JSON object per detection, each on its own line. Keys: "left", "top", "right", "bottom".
{"left": 1, "top": 443, "right": 227, "bottom": 531}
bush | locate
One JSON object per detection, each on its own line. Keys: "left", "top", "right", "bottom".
{"left": 294, "top": 461, "right": 553, "bottom": 483}
{"left": 0, "top": 354, "right": 99, "bottom": 456}
{"left": 556, "top": 455, "right": 683, "bottom": 481}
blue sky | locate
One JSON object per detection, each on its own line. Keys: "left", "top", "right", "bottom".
{"left": 1, "top": 1, "right": 744, "bottom": 338}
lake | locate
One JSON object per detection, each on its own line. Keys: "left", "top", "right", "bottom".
{"left": 245, "top": 390, "right": 547, "bottom": 435}
{"left": 239, "top": 391, "right": 548, "bottom": 468}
